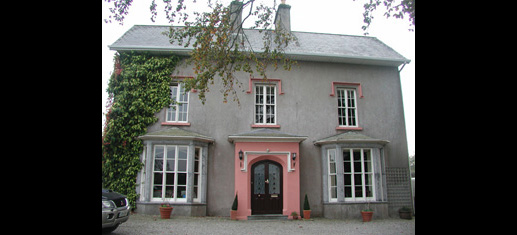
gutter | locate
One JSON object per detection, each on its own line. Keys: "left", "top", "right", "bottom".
{"left": 285, "top": 51, "right": 410, "bottom": 67}
{"left": 398, "top": 61, "right": 410, "bottom": 72}
{"left": 313, "top": 139, "right": 390, "bottom": 146}
{"left": 108, "top": 46, "right": 411, "bottom": 67}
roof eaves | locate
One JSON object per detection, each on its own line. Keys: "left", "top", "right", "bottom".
{"left": 137, "top": 127, "right": 215, "bottom": 143}
{"left": 286, "top": 51, "right": 410, "bottom": 67}
{"left": 138, "top": 134, "right": 214, "bottom": 143}
{"left": 108, "top": 45, "right": 192, "bottom": 52}
{"left": 313, "top": 131, "right": 390, "bottom": 146}
{"left": 313, "top": 138, "right": 390, "bottom": 146}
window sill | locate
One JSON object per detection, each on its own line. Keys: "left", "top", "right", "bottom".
{"left": 323, "top": 201, "right": 386, "bottom": 205}
{"left": 336, "top": 126, "right": 363, "bottom": 131}
{"left": 137, "top": 201, "right": 206, "bottom": 205}
{"left": 251, "top": 124, "right": 281, "bottom": 128}
{"left": 161, "top": 122, "right": 191, "bottom": 126}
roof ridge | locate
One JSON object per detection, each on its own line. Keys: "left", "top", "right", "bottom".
{"left": 128, "top": 25, "right": 376, "bottom": 39}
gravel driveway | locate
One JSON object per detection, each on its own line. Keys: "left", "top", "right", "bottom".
{"left": 109, "top": 213, "right": 415, "bottom": 234}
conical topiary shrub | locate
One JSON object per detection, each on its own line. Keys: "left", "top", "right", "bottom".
{"left": 303, "top": 194, "right": 311, "bottom": 219}
{"left": 230, "top": 194, "right": 238, "bottom": 220}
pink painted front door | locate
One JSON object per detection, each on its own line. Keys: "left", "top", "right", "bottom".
{"left": 251, "top": 160, "right": 283, "bottom": 214}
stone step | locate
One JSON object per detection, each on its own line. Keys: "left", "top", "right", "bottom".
{"left": 247, "top": 214, "right": 288, "bottom": 221}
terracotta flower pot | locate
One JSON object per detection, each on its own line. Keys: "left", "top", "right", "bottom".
{"left": 159, "top": 206, "right": 173, "bottom": 219}
{"left": 361, "top": 211, "right": 373, "bottom": 222}
{"left": 303, "top": 210, "right": 311, "bottom": 219}
{"left": 230, "top": 210, "right": 238, "bottom": 220}
{"left": 399, "top": 211, "right": 412, "bottom": 220}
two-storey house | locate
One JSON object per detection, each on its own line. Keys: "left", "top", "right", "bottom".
{"left": 108, "top": 2, "right": 412, "bottom": 220}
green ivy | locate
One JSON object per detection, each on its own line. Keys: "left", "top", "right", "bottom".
{"left": 102, "top": 51, "right": 180, "bottom": 208}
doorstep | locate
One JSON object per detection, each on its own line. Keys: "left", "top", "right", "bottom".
{"left": 247, "top": 214, "right": 288, "bottom": 221}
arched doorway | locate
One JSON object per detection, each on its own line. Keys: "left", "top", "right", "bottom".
{"left": 251, "top": 160, "right": 283, "bottom": 214}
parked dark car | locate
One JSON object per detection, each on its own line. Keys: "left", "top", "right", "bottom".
{"left": 102, "top": 189, "right": 130, "bottom": 233}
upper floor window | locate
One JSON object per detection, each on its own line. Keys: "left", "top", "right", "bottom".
{"left": 166, "top": 84, "right": 189, "bottom": 123}
{"left": 337, "top": 88, "right": 357, "bottom": 127}
{"left": 255, "top": 84, "right": 276, "bottom": 125}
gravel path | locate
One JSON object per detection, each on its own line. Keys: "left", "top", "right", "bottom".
{"left": 110, "top": 213, "right": 415, "bottom": 234}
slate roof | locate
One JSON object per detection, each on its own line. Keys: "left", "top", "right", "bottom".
{"left": 228, "top": 128, "right": 307, "bottom": 143}
{"left": 313, "top": 131, "right": 389, "bottom": 146}
{"left": 109, "top": 25, "right": 410, "bottom": 67}
{"left": 138, "top": 127, "right": 214, "bottom": 143}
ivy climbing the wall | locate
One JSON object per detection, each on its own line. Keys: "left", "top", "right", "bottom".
{"left": 102, "top": 51, "right": 180, "bottom": 208}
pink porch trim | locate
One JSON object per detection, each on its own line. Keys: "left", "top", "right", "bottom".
{"left": 246, "top": 77, "right": 284, "bottom": 95}
{"left": 329, "top": 82, "right": 363, "bottom": 98}
{"left": 233, "top": 142, "right": 300, "bottom": 220}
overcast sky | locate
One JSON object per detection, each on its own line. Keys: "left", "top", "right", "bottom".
{"left": 101, "top": 0, "right": 415, "bottom": 155}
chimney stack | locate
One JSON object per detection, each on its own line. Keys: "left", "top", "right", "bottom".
{"left": 274, "top": 1, "right": 291, "bottom": 32}
{"left": 230, "top": 1, "right": 243, "bottom": 32}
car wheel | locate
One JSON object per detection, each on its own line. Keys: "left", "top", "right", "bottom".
{"left": 102, "top": 224, "right": 119, "bottom": 234}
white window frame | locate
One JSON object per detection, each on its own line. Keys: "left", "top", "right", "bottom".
{"left": 343, "top": 148, "right": 375, "bottom": 202}
{"left": 337, "top": 88, "right": 358, "bottom": 127}
{"left": 166, "top": 84, "right": 189, "bottom": 123}
{"left": 193, "top": 147, "right": 202, "bottom": 203}
{"left": 151, "top": 145, "right": 189, "bottom": 203}
{"left": 327, "top": 149, "right": 338, "bottom": 202}
{"left": 254, "top": 84, "right": 277, "bottom": 125}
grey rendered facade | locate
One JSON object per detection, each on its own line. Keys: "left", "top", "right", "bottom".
{"left": 109, "top": 4, "right": 412, "bottom": 220}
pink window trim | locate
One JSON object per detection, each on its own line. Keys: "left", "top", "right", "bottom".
{"left": 251, "top": 124, "right": 281, "bottom": 128}
{"left": 329, "top": 82, "right": 363, "bottom": 98}
{"left": 245, "top": 77, "right": 284, "bottom": 95}
{"left": 336, "top": 126, "right": 363, "bottom": 131}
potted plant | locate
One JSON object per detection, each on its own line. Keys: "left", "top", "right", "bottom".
{"left": 159, "top": 192, "right": 173, "bottom": 219}
{"left": 360, "top": 200, "right": 373, "bottom": 222}
{"left": 230, "top": 194, "right": 238, "bottom": 220}
{"left": 159, "top": 203, "right": 173, "bottom": 219}
{"left": 398, "top": 206, "right": 412, "bottom": 220}
{"left": 303, "top": 194, "right": 311, "bottom": 219}
{"left": 291, "top": 211, "right": 299, "bottom": 220}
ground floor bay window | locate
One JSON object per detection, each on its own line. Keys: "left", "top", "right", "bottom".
{"left": 135, "top": 127, "right": 214, "bottom": 216}
{"left": 343, "top": 149, "right": 375, "bottom": 201}
{"left": 152, "top": 145, "right": 201, "bottom": 203}
{"left": 326, "top": 148, "right": 381, "bottom": 203}
{"left": 315, "top": 131, "right": 390, "bottom": 219}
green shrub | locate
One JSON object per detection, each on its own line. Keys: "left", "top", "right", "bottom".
{"left": 231, "top": 194, "right": 238, "bottom": 210}
{"left": 303, "top": 194, "right": 310, "bottom": 210}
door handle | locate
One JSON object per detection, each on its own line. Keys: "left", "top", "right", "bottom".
{"left": 265, "top": 179, "right": 269, "bottom": 184}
